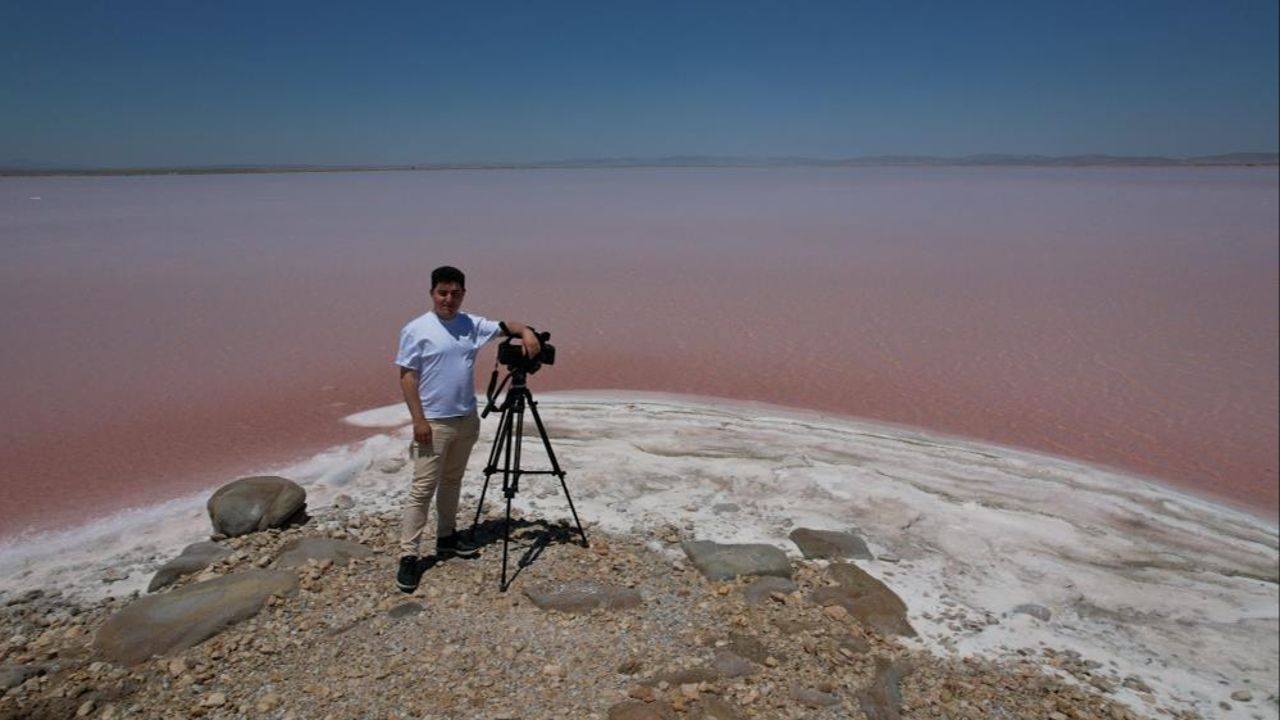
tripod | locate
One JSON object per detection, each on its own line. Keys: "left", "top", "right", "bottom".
{"left": 470, "top": 368, "right": 588, "bottom": 591}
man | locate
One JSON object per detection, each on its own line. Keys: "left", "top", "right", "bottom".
{"left": 394, "top": 265, "right": 542, "bottom": 593}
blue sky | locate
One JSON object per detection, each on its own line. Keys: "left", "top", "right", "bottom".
{"left": 1, "top": 1, "right": 1276, "bottom": 166}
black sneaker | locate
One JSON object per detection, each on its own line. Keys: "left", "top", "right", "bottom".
{"left": 395, "top": 555, "right": 421, "bottom": 593}
{"left": 436, "top": 533, "right": 481, "bottom": 559}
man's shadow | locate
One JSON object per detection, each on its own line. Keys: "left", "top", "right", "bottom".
{"left": 423, "top": 517, "right": 583, "bottom": 586}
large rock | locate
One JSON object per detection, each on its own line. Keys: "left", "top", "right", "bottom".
{"left": 276, "top": 537, "right": 372, "bottom": 569}
{"left": 148, "top": 541, "right": 231, "bottom": 592}
{"left": 94, "top": 570, "right": 298, "bottom": 665}
{"left": 680, "top": 540, "right": 791, "bottom": 582}
{"left": 812, "top": 562, "right": 916, "bottom": 637}
{"left": 788, "top": 527, "right": 872, "bottom": 560}
{"left": 207, "top": 476, "right": 306, "bottom": 537}
{"left": 524, "top": 580, "right": 641, "bottom": 614}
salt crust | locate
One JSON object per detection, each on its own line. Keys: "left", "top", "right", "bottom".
{"left": 0, "top": 391, "right": 1275, "bottom": 719}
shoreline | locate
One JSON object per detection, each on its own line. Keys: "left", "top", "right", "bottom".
{"left": 2, "top": 388, "right": 1274, "bottom": 546}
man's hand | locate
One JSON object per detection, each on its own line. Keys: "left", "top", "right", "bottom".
{"left": 521, "top": 327, "right": 542, "bottom": 358}
{"left": 413, "top": 419, "right": 432, "bottom": 448}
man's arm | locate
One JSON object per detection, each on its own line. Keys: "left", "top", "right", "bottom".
{"left": 399, "top": 367, "right": 432, "bottom": 446}
{"left": 498, "top": 320, "right": 542, "bottom": 358}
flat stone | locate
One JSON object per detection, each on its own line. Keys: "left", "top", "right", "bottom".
{"left": 726, "top": 633, "right": 771, "bottom": 664}
{"left": 276, "top": 538, "right": 372, "bottom": 569}
{"left": 792, "top": 686, "right": 841, "bottom": 707}
{"left": 690, "top": 697, "right": 745, "bottom": 720}
{"left": 207, "top": 476, "right": 306, "bottom": 537}
{"left": 709, "top": 651, "right": 755, "bottom": 678}
{"left": 681, "top": 540, "right": 791, "bottom": 582}
{"left": 642, "top": 666, "right": 722, "bottom": 687}
{"left": 741, "top": 576, "right": 797, "bottom": 605}
{"left": 524, "top": 580, "right": 641, "bottom": 613}
{"left": 0, "top": 663, "right": 45, "bottom": 690}
{"left": 814, "top": 563, "right": 916, "bottom": 637}
{"left": 710, "top": 503, "right": 740, "bottom": 514}
{"left": 387, "top": 602, "right": 423, "bottom": 619}
{"left": 93, "top": 570, "right": 298, "bottom": 665}
{"left": 148, "top": 542, "right": 231, "bottom": 593}
{"left": 608, "top": 700, "right": 678, "bottom": 720}
{"left": 858, "top": 658, "right": 911, "bottom": 720}
{"left": 838, "top": 634, "right": 871, "bottom": 656}
{"left": 1011, "top": 603, "right": 1052, "bottom": 622}
{"left": 788, "top": 528, "right": 872, "bottom": 560}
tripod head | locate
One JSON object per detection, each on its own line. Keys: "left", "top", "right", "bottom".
{"left": 483, "top": 330, "right": 552, "bottom": 418}
{"left": 482, "top": 366, "right": 529, "bottom": 418}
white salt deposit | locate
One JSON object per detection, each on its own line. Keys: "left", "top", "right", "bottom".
{"left": 1, "top": 391, "right": 1275, "bottom": 719}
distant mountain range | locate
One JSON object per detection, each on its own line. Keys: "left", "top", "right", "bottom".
{"left": 3, "top": 153, "right": 1276, "bottom": 176}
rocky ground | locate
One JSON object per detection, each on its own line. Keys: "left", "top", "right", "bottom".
{"left": 0, "top": 501, "right": 1205, "bottom": 720}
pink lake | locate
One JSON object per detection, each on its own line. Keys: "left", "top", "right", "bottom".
{"left": 1, "top": 167, "right": 1276, "bottom": 536}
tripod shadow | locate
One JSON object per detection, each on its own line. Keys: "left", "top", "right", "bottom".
{"left": 467, "top": 517, "right": 585, "bottom": 587}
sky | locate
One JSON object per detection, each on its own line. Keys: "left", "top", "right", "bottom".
{"left": 1, "top": 0, "right": 1277, "bottom": 167}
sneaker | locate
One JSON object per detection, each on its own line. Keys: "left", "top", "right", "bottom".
{"left": 395, "top": 555, "right": 421, "bottom": 593}
{"left": 436, "top": 533, "right": 481, "bottom": 559}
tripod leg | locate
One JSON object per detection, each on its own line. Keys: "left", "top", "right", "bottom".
{"left": 471, "top": 403, "right": 513, "bottom": 535}
{"left": 498, "top": 398, "right": 520, "bottom": 592}
{"left": 526, "top": 396, "right": 589, "bottom": 547}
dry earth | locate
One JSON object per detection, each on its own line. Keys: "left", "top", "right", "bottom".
{"left": 0, "top": 505, "right": 1187, "bottom": 720}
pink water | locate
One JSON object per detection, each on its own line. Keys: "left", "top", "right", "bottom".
{"left": 1, "top": 167, "right": 1276, "bottom": 536}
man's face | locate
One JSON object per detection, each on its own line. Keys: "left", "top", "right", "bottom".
{"left": 431, "top": 281, "right": 465, "bottom": 320}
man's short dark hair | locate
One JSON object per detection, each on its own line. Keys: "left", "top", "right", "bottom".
{"left": 431, "top": 266, "right": 466, "bottom": 290}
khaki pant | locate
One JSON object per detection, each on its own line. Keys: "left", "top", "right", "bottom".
{"left": 398, "top": 411, "right": 481, "bottom": 556}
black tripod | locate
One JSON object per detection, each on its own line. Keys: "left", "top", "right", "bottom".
{"left": 470, "top": 368, "right": 588, "bottom": 591}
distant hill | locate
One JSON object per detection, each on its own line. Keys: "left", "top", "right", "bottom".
{"left": 3, "top": 153, "right": 1276, "bottom": 176}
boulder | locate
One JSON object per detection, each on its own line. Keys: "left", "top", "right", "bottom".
{"left": 148, "top": 542, "right": 231, "bottom": 593}
{"left": 207, "top": 476, "right": 306, "bottom": 538}
{"left": 813, "top": 562, "right": 916, "bottom": 637}
{"left": 276, "top": 538, "right": 372, "bottom": 569}
{"left": 680, "top": 540, "right": 791, "bottom": 582}
{"left": 788, "top": 527, "right": 872, "bottom": 560}
{"left": 93, "top": 570, "right": 298, "bottom": 665}
{"left": 524, "top": 580, "right": 641, "bottom": 614}
{"left": 741, "top": 576, "right": 797, "bottom": 604}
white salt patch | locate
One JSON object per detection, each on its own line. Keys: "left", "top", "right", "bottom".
{"left": 342, "top": 405, "right": 411, "bottom": 428}
{"left": 1, "top": 391, "right": 1274, "bottom": 720}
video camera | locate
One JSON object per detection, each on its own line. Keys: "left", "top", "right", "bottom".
{"left": 497, "top": 330, "right": 555, "bottom": 374}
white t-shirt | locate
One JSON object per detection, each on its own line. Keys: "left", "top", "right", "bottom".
{"left": 395, "top": 311, "right": 503, "bottom": 419}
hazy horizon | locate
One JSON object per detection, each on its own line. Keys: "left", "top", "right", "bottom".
{"left": 4, "top": 150, "right": 1278, "bottom": 173}
{"left": 2, "top": 1, "right": 1276, "bottom": 167}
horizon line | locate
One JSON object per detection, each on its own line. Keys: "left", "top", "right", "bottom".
{"left": 3, "top": 151, "right": 1278, "bottom": 177}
